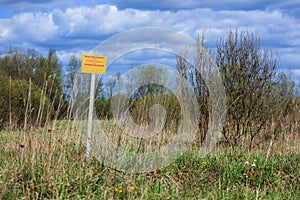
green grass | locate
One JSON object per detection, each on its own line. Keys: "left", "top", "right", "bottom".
{"left": 0, "top": 122, "right": 299, "bottom": 199}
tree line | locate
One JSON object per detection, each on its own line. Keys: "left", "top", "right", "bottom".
{"left": 0, "top": 48, "right": 67, "bottom": 130}
{"left": 177, "top": 30, "right": 299, "bottom": 148}
{"left": 0, "top": 29, "right": 299, "bottom": 149}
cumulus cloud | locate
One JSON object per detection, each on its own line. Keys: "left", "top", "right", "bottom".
{"left": 0, "top": 4, "right": 299, "bottom": 79}
{"left": 49, "top": 5, "right": 299, "bottom": 49}
{"left": 267, "top": 0, "right": 300, "bottom": 19}
{"left": 0, "top": 12, "right": 57, "bottom": 48}
{"left": 52, "top": 5, "right": 138, "bottom": 37}
{"left": 292, "top": 69, "right": 300, "bottom": 76}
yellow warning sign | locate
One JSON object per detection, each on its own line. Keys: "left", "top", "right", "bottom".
{"left": 81, "top": 54, "right": 107, "bottom": 74}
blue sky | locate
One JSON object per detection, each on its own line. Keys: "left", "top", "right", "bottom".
{"left": 0, "top": 0, "right": 299, "bottom": 84}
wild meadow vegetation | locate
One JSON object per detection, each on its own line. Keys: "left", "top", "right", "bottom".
{"left": 0, "top": 30, "right": 299, "bottom": 199}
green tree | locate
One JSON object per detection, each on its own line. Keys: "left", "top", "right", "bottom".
{"left": 45, "top": 48, "right": 66, "bottom": 118}
{"left": 95, "top": 76, "right": 105, "bottom": 99}
{"left": 176, "top": 33, "right": 211, "bottom": 145}
{"left": 216, "top": 29, "right": 278, "bottom": 148}
{"left": 105, "top": 72, "right": 122, "bottom": 98}
{"left": 0, "top": 72, "right": 51, "bottom": 130}
{"left": 130, "top": 65, "right": 167, "bottom": 99}
{"left": 65, "top": 54, "right": 81, "bottom": 101}
{"left": 0, "top": 48, "right": 68, "bottom": 130}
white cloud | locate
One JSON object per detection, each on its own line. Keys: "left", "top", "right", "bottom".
{"left": 266, "top": 0, "right": 300, "bottom": 19}
{"left": 278, "top": 69, "right": 300, "bottom": 85}
{"left": 0, "top": 11, "right": 58, "bottom": 51}
{"left": 0, "top": 19, "right": 14, "bottom": 42}
{"left": 0, "top": 4, "right": 299, "bottom": 83}
{"left": 13, "top": 12, "right": 57, "bottom": 41}
{"left": 1, "top": 5, "right": 297, "bottom": 48}
{"left": 291, "top": 69, "right": 300, "bottom": 76}
{"left": 52, "top": 5, "right": 134, "bottom": 37}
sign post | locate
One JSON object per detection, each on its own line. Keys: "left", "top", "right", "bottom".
{"left": 81, "top": 54, "right": 107, "bottom": 157}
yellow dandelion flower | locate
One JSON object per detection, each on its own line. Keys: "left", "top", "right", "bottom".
{"left": 131, "top": 186, "right": 136, "bottom": 191}
{"left": 119, "top": 188, "right": 123, "bottom": 193}
{"left": 114, "top": 187, "right": 118, "bottom": 192}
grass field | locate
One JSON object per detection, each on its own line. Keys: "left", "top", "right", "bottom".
{"left": 0, "top": 121, "right": 299, "bottom": 199}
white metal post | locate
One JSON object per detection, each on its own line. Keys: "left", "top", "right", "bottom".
{"left": 86, "top": 73, "right": 96, "bottom": 157}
